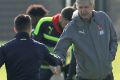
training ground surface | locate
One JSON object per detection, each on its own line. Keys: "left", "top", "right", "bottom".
{"left": 0, "top": 42, "right": 120, "bottom": 80}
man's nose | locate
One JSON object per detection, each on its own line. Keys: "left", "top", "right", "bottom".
{"left": 81, "top": 9, "right": 86, "bottom": 12}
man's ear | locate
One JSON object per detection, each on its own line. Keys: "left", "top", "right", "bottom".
{"left": 13, "top": 27, "right": 17, "bottom": 33}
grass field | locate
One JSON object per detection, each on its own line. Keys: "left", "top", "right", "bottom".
{"left": 112, "top": 42, "right": 120, "bottom": 80}
{"left": 0, "top": 42, "right": 120, "bottom": 80}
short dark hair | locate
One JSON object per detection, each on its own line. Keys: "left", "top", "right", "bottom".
{"left": 26, "top": 4, "right": 48, "bottom": 17}
{"left": 14, "top": 14, "right": 32, "bottom": 32}
{"left": 61, "top": 7, "right": 75, "bottom": 21}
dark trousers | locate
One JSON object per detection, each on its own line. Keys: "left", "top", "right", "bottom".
{"left": 77, "top": 73, "right": 114, "bottom": 80}
{"left": 62, "top": 65, "right": 69, "bottom": 80}
{"left": 39, "top": 69, "right": 53, "bottom": 80}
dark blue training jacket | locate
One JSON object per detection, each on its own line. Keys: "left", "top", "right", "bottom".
{"left": 0, "top": 32, "right": 60, "bottom": 80}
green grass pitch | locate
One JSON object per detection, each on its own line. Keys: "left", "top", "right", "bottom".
{"left": 0, "top": 41, "right": 120, "bottom": 80}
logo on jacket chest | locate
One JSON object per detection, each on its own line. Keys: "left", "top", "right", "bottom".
{"left": 97, "top": 25, "right": 104, "bottom": 36}
{"left": 48, "top": 26, "right": 53, "bottom": 34}
{"left": 78, "top": 29, "right": 86, "bottom": 34}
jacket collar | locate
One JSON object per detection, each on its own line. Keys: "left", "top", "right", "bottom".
{"left": 52, "top": 13, "right": 63, "bottom": 33}
{"left": 15, "top": 32, "right": 30, "bottom": 39}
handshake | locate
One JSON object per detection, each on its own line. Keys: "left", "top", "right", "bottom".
{"left": 50, "top": 65, "right": 61, "bottom": 75}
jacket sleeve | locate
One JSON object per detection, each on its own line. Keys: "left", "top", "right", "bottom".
{"left": 54, "top": 24, "right": 73, "bottom": 65}
{"left": 109, "top": 21, "right": 118, "bottom": 61}
{"left": 0, "top": 46, "right": 5, "bottom": 68}
{"left": 105, "top": 13, "right": 118, "bottom": 61}
{"left": 43, "top": 45, "right": 62, "bottom": 66}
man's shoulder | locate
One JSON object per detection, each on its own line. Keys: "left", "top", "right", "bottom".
{"left": 36, "top": 17, "right": 53, "bottom": 28}
{"left": 38, "top": 17, "right": 53, "bottom": 24}
{"left": 32, "top": 39, "right": 49, "bottom": 52}
{"left": 0, "top": 39, "right": 16, "bottom": 51}
{"left": 32, "top": 39, "right": 47, "bottom": 48}
{"left": 1, "top": 39, "right": 16, "bottom": 46}
{"left": 68, "top": 19, "right": 77, "bottom": 29}
{"left": 34, "top": 17, "right": 53, "bottom": 35}
{"left": 93, "top": 10, "right": 109, "bottom": 18}
{"left": 62, "top": 21, "right": 75, "bottom": 34}
{"left": 37, "top": 17, "right": 53, "bottom": 28}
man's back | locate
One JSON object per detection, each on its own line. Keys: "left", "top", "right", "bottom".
{"left": 0, "top": 32, "right": 55, "bottom": 80}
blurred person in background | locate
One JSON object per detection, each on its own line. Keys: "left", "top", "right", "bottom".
{"left": 54, "top": 0, "right": 118, "bottom": 80}
{"left": 26, "top": 4, "right": 48, "bottom": 31}
{"left": 0, "top": 14, "right": 61, "bottom": 80}
{"left": 33, "top": 7, "right": 75, "bottom": 80}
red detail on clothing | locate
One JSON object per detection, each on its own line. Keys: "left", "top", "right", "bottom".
{"left": 52, "top": 13, "right": 62, "bottom": 33}
{"left": 97, "top": 24, "right": 103, "bottom": 30}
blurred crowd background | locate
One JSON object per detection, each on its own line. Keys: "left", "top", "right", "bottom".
{"left": 0, "top": 0, "right": 120, "bottom": 40}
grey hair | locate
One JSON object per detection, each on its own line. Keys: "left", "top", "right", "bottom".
{"left": 76, "top": 0, "right": 95, "bottom": 5}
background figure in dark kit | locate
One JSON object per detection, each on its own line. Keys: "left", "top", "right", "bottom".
{"left": 26, "top": 4, "right": 48, "bottom": 32}
{"left": 32, "top": 7, "right": 75, "bottom": 80}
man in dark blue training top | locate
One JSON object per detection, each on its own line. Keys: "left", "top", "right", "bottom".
{"left": 0, "top": 14, "right": 61, "bottom": 80}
